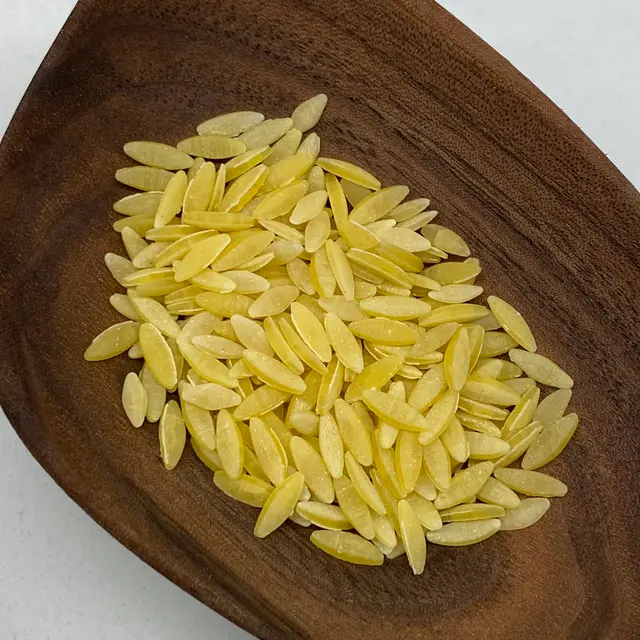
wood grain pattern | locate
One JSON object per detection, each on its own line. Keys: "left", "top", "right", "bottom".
{"left": 1, "top": 0, "right": 639, "bottom": 637}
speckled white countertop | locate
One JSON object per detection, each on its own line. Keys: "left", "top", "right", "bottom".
{"left": 1, "top": 1, "right": 638, "bottom": 638}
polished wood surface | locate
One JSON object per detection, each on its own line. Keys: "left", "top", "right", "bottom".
{"left": 0, "top": 0, "right": 638, "bottom": 637}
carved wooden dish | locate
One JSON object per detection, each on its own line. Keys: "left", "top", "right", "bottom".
{"left": 0, "top": 0, "right": 638, "bottom": 637}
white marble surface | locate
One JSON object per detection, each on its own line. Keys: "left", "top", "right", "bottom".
{"left": 1, "top": 1, "right": 638, "bottom": 638}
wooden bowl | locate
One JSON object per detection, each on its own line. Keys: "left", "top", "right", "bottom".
{"left": 0, "top": 0, "right": 638, "bottom": 637}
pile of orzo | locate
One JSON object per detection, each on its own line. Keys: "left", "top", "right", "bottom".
{"left": 85, "top": 94, "right": 578, "bottom": 573}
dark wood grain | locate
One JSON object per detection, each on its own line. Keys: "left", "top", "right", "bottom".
{"left": 0, "top": 0, "right": 639, "bottom": 637}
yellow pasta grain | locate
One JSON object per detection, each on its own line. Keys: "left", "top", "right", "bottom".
{"left": 238, "top": 118, "right": 293, "bottom": 150}
{"left": 375, "top": 226, "right": 432, "bottom": 253}
{"left": 197, "top": 291, "right": 253, "bottom": 318}
{"left": 121, "top": 227, "right": 148, "bottom": 260}
{"left": 216, "top": 409, "right": 245, "bottom": 479}
{"left": 214, "top": 471, "right": 272, "bottom": 508}
{"left": 319, "top": 295, "right": 367, "bottom": 322}
{"left": 139, "top": 323, "right": 177, "bottom": 389}
{"left": 350, "top": 186, "right": 410, "bottom": 225}
{"left": 233, "top": 385, "right": 291, "bottom": 421}
{"left": 501, "top": 385, "right": 541, "bottom": 439}
{"left": 499, "top": 498, "right": 550, "bottom": 530}
{"left": 84, "top": 321, "right": 140, "bottom": 361}
{"left": 397, "top": 499, "right": 426, "bottom": 575}
{"left": 154, "top": 170, "right": 188, "bottom": 228}
{"left": 249, "top": 416, "right": 289, "bottom": 486}
{"left": 418, "top": 389, "right": 459, "bottom": 445}
{"left": 433, "top": 461, "right": 494, "bottom": 510}
{"left": 377, "top": 380, "right": 404, "bottom": 449}
{"left": 373, "top": 513, "right": 398, "bottom": 548}
{"left": 422, "top": 437, "right": 451, "bottom": 491}
{"left": 262, "top": 316, "right": 304, "bottom": 375}
{"left": 129, "top": 296, "right": 181, "bottom": 338}
{"left": 180, "top": 382, "right": 241, "bottom": 411}
{"left": 533, "top": 388, "right": 573, "bottom": 427}
{"left": 249, "top": 286, "right": 300, "bottom": 318}
{"left": 154, "top": 229, "right": 219, "bottom": 267}
{"left": 158, "top": 400, "right": 186, "bottom": 471}
{"left": 198, "top": 111, "right": 265, "bottom": 137}
{"left": 140, "top": 365, "right": 166, "bottom": 423}
{"left": 334, "top": 475, "right": 375, "bottom": 539}
{"left": 349, "top": 317, "right": 418, "bottom": 347}
{"left": 362, "top": 389, "right": 429, "bottom": 433}
{"left": 278, "top": 316, "right": 328, "bottom": 375}
{"left": 113, "top": 215, "right": 157, "bottom": 235}
{"left": 306, "top": 165, "right": 325, "bottom": 192}
{"left": 243, "top": 350, "right": 306, "bottom": 395}
{"left": 310, "top": 530, "right": 383, "bottom": 565}
{"left": 493, "top": 421, "right": 542, "bottom": 470}
{"left": 183, "top": 162, "right": 216, "bottom": 213}
{"left": 317, "top": 158, "right": 381, "bottom": 190}
{"left": 334, "top": 399, "right": 373, "bottom": 467}
{"left": 116, "top": 166, "right": 174, "bottom": 191}
{"left": 316, "top": 358, "right": 344, "bottom": 415}
{"left": 424, "top": 261, "right": 481, "bottom": 286}
{"left": 179, "top": 391, "right": 215, "bottom": 451}
{"left": 318, "top": 413, "right": 345, "bottom": 479}
{"left": 493, "top": 468, "right": 567, "bottom": 498}
{"left": 114, "top": 191, "right": 163, "bottom": 216}
{"left": 298, "top": 132, "right": 321, "bottom": 163}
{"left": 521, "top": 413, "right": 579, "bottom": 470}
{"left": 104, "top": 253, "right": 137, "bottom": 286}
{"left": 406, "top": 492, "right": 441, "bottom": 531}
{"left": 177, "top": 135, "right": 246, "bottom": 159}
{"left": 122, "top": 372, "right": 147, "bottom": 427}
{"left": 225, "top": 146, "right": 272, "bottom": 180}
{"left": 261, "top": 155, "right": 313, "bottom": 193}
{"left": 488, "top": 295, "right": 537, "bottom": 353}
{"left": 480, "top": 331, "right": 519, "bottom": 357}
{"left": 395, "top": 431, "right": 422, "bottom": 493}
{"left": 421, "top": 224, "right": 470, "bottom": 257}
{"left": 208, "top": 163, "right": 227, "bottom": 210}
{"left": 220, "top": 165, "right": 268, "bottom": 213}
{"left": 420, "top": 303, "right": 489, "bottom": 327}
{"left": 476, "top": 476, "right": 520, "bottom": 510}
{"left": 443, "top": 326, "right": 470, "bottom": 392}
{"left": 441, "top": 415, "right": 469, "bottom": 463}
{"left": 264, "top": 129, "right": 302, "bottom": 166}
{"left": 344, "top": 452, "right": 385, "bottom": 514}
{"left": 324, "top": 239, "right": 354, "bottom": 300}
{"left": 291, "top": 436, "right": 334, "bottom": 503}
{"left": 254, "top": 472, "right": 305, "bottom": 538}
{"left": 439, "top": 503, "right": 505, "bottom": 522}
{"left": 457, "top": 396, "right": 509, "bottom": 421}
{"left": 297, "top": 502, "right": 351, "bottom": 530}
{"left": 509, "top": 349, "right": 574, "bottom": 389}
{"left": 291, "top": 94, "right": 328, "bottom": 132}
{"left": 359, "top": 296, "right": 431, "bottom": 321}
{"left": 190, "top": 270, "right": 236, "bottom": 294}
{"left": 340, "top": 179, "right": 371, "bottom": 208}
{"left": 456, "top": 412, "right": 501, "bottom": 437}
{"left": 290, "top": 301, "right": 332, "bottom": 362}
{"left": 466, "top": 432, "right": 511, "bottom": 460}
{"left": 461, "top": 376, "right": 521, "bottom": 406}
{"left": 345, "top": 354, "right": 404, "bottom": 403}
{"left": 290, "top": 190, "right": 328, "bottom": 225}
{"left": 347, "top": 248, "right": 412, "bottom": 288}
{"left": 427, "top": 520, "right": 501, "bottom": 546}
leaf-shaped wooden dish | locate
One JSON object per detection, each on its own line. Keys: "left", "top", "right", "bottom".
{"left": 1, "top": 0, "right": 638, "bottom": 637}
